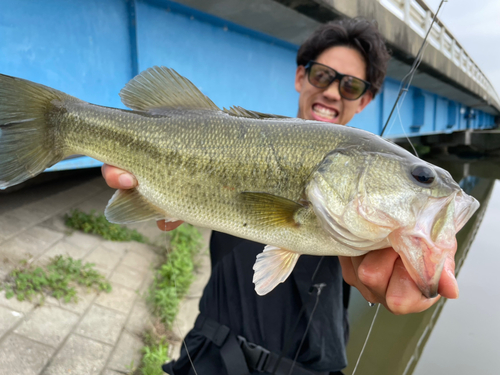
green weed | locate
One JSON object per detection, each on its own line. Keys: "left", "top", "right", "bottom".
{"left": 147, "top": 224, "right": 202, "bottom": 328}
{"left": 65, "top": 209, "right": 148, "bottom": 243}
{"left": 136, "top": 224, "right": 202, "bottom": 375}
{"left": 139, "top": 334, "right": 170, "bottom": 375}
{"left": 2, "top": 255, "right": 112, "bottom": 303}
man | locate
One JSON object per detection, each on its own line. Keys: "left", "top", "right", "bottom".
{"left": 102, "top": 18, "right": 459, "bottom": 374}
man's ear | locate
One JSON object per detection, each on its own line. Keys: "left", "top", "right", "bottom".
{"left": 295, "top": 65, "right": 306, "bottom": 93}
{"left": 356, "top": 91, "right": 373, "bottom": 113}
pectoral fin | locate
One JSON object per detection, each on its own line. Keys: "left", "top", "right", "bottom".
{"left": 105, "top": 188, "right": 172, "bottom": 224}
{"left": 253, "top": 245, "right": 300, "bottom": 295}
{"left": 240, "top": 192, "right": 303, "bottom": 227}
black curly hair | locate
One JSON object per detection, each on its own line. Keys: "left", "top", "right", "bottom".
{"left": 296, "top": 18, "right": 391, "bottom": 97}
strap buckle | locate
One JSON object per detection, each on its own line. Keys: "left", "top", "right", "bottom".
{"left": 237, "top": 335, "right": 270, "bottom": 372}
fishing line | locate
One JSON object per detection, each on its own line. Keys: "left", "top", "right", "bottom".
{"left": 380, "top": 0, "right": 448, "bottom": 137}
{"left": 287, "top": 283, "right": 326, "bottom": 375}
{"left": 350, "top": 4, "right": 447, "bottom": 373}
{"left": 272, "top": 257, "right": 324, "bottom": 375}
{"left": 350, "top": 303, "right": 381, "bottom": 375}
{"left": 396, "top": 93, "right": 420, "bottom": 158}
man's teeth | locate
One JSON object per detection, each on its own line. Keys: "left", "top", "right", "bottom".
{"left": 313, "top": 105, "right": 337, "bottom": 119}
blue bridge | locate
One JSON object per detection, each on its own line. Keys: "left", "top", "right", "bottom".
{"left": 1, "top": 0, "right": 498, "bottom": 172}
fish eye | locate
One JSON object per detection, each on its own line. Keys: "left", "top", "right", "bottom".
{"left": 411, "top": 165, "right": 435, "bottom": 185}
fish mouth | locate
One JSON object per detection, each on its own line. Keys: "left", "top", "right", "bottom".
{"left": 389, "top": 192, "right": 479, "bottom": 298}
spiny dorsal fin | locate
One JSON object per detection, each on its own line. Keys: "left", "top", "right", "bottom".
{"left": 105, "top": 188, "right": 174, "bottom": 224}
{"left": 223, "top": 106, "right": 291, "bottom": 119}
{"left": 239, "top": 192, "right": 303, "bottom": 227}
{"left": 119, "top": 66, "right": 220, "bottom": 112}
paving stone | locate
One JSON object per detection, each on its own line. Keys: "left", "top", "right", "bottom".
{"left": 0, "top": 214, "right": 26, "bottom": 241}
{"left": 0, "top": 334, "right": 54, "bottom": 375}
{"left": 29, "top": 226, "right": 64, "bottom": 247}
{"left": 109, "top": 264, "right": 146, "bottom": 290}
{"left": 77, "top": 305, "right": 127, "bottom": 345}
{"left": 0, "top": 261, "right": 12, "bottom": 280}
{"left": 38, "top": 215, "right": 69, "bottom": 234}
{"left": 138, "top": 269, "right": 155, "bottom": 295}
{"left": 2, "top": 234, "right": 47, "bottom": 260}
{"left": 64, "top": 230, "right": 102, "bottom": 250}
{"left": 0, "top": 305, "right": 24, "bottom": 338}
{"left": 7, "top": 205, "right": 52, "bottom": 226}
{"left": 136, "top": 223, "right": 168, "bottom": 246}
{"left": 121, "top": 249, "right": 153, "bottom": 271}
{"left": 84, "top": 246, "right": 122, "bottom": 270}
{"left": 14, "top": 305, "right": 79, "bottom": 347}
{"left": 42, "top": 334, "right": 112, "bottom": 375}
{"left": 107, "top": 331, "right": 144, "bottom": 373}
{"left": 1, "top": 240, "right": 36, "bottom": 269}
{"left": 99, "top": 240, "right": 130, "bottom": 255}
{"left": 126, "top": 300, "right": 153, "bottom": 336}
{"left": 93, "top": 264, "right": 114, "bottom": 279}
{"left": 74, "top": 199, "right": 107, "bottom": 214}
{"left": 102, "top": 369, "right": 125, "bottom": 375}
{"left": 45, "top": 286, "right": 97, "bottom": 316}
{"left": 37, "top": 240, "right": 92, "bottom": 264}
{"left": 129, "top": 242, "right": 160, "bottom": 263}
{"left": 0, "top": 290, "right": 35, "bottom": 314}
{"left": 95, "top": 283, "right": 138, "bottom": 314}
{"left": 42, "top": 190, "right": 86, "bottom": 212}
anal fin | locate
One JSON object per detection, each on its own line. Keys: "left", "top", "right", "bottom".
{"left": 105, "top": 188, "right": 170, "bottom": 224}
{"left": 253, "top": 245, "right": 300, "bottom": 296}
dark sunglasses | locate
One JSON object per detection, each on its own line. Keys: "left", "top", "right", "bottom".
{"left": 304, "top": 61, "right": 371, "bottom": 101}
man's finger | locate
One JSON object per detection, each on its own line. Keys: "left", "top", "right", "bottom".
{"left": 355, "top": 248, "right": 398, "bottom": 298}
{"left": 156, "top": 220, "right": 184, "bottom": 232}
{"left": 101, "top": 164, "right": 137, "bottom": 189}
{"left": 385, "top": 258, "right": 438, "bottom": 314}
{"left": 339, "top": 256, "right": 378, "bottom": 305}
{"left": 438, "top": 254, "right": 459, "bottom": 299}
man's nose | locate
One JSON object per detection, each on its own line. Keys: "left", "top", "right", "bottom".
{"left": 322, "top": 80, "right": 341, "bottom": 101}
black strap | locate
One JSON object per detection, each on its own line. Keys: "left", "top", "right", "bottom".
{"left": 194, "top": 315, "right": 250, "bottom": 375}
{"left": 237, "top": 335, "right": 329, "bottom": 375}
{"left": 195, "top": 315, "right": 328, "bottom": 375}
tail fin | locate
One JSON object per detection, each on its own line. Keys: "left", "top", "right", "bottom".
{"left": 0, "top": 74, "right": 74, "bottom": 188}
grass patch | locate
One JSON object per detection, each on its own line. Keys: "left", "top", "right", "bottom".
{"left": 147, "top": 224, "right": 202, "bottom": 328}
{"left": 138, "top": 333, "right": 170, "bottom": 375}
{"left": 65, "top": 208, "right": 148, "bottom": 243}
{"left": 135, "top": 224, "right": 202, "bottom": 375}
{"left": 2, "top": 255, "right": 111, "bottom": 303}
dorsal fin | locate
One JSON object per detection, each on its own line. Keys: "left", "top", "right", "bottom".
{"left": 119, "top": 66, "right": 220, "bottom": 112}
{"left": 223, "top": 106, "right": 291, "bottom": 119}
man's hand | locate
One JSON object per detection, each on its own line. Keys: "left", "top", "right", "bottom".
{"left": 101, "top": 164, "right": 184, "bottom": 231}
{"left": 338, "top": 248, "right": 459, "bottom": 315}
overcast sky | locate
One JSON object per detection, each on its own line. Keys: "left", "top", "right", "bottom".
{"left": 425, "top": 0, "right": 500, "bottom": 95}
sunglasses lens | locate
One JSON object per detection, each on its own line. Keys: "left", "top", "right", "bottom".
{"left": 308, "top": 64, "right": 335, "bottom": 88}
{"left": 340, "top": 76, "right": 367, "bottom": 100}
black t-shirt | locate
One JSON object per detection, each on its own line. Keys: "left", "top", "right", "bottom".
{"left": 167, "top": 232, "right": 350, "bottom": 374}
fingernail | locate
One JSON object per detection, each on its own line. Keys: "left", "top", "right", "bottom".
{"left": 118, "top": 174, "right": 135, "bottom": 188}
{"left": 447, "top": 268, "right": 459, "bottom": 299}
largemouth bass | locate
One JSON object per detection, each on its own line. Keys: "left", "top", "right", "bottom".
{"left": 0, "top": 67, "right": 479, "bottom": 297}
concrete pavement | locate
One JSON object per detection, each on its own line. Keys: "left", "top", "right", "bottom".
{"left": 0, "top": 173, "right": 211, "bottom": 375}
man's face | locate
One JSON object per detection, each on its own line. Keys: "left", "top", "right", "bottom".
{"left": 295, "top": 46, "right": 373, "bottom": 125}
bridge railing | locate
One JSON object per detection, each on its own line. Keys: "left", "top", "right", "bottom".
{"left": 379, "top": 0, "right": 500, "bottom": 106}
